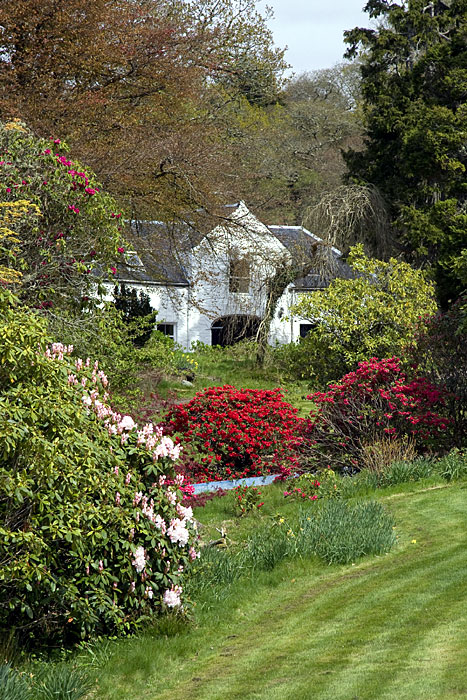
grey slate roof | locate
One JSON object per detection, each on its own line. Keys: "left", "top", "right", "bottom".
{"left": 267, "top": 225, "right": 355, "bottom": 289}
{"left": 116, "top": 211, "right": 355, "bottom": 288}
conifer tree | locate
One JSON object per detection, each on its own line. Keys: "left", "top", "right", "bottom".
{"left": 344, "top": 0, "right": 467, "bottom": 304}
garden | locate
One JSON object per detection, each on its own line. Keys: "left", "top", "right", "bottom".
{"left": 1, "top": 66, "right": 467, "bottom": 698}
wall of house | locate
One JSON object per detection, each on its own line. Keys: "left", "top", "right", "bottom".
{"left": 102, "top": 282, "right": 191, "bottom": 348}
{"left": 104, "top": 203, "right": 316, "bottom": 350}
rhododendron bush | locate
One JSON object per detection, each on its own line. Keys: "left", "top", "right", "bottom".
{"left": 409, "top": 296, "right": 467, "bottom": 448}
{"left": 163, "top": 386, "right": 304, "bottom": 482}
{"left": 302, "top": 357, "right": 450, "bottom": 474}
{"left": 0, "top": 289, "right": 197, "bottom": 647}
{"left": 0, "top": 120, "right": 123, "bottom": 311}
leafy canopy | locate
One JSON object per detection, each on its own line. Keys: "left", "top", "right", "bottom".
{"left": 291, "top": 244, "right": 437, "bottom": 378}
{"left": 344, "top": 0, "right": 467, "bottom": 303}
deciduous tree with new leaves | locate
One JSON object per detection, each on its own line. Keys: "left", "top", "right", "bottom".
{"left": 291, "top": 244, "right": 437, "bottom": 382}
{"left": 0, "top": 0, "right": 286, "bottom": 219}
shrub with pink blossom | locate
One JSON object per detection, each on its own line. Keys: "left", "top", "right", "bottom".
{"left": 300, "top": 357, "right": 451, "bottom": 475}
{"left": 0, "top": 289, "right": 198, "bottom": 648}
{"left": 0, "top": 120, "right": 124, "bottom": 311}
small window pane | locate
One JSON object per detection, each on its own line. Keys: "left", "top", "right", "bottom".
{"left": 157, "top": 323, "right": 175, "bottom": 340}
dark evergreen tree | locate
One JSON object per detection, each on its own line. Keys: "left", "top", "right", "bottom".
{"left": 344, "top": 0, "right": 467, "bottom": 305}
{"left": 114, "top": 284, "right": 155, "bottom": 347}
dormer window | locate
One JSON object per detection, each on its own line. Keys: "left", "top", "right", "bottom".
{"left": 229, "top": 258, "right": 250, "bottom": 293}
{"left": 124, "top": 250, "right": 144, "bottom": 268}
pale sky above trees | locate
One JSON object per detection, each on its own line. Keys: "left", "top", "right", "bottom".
{"left": 258, "top": 0, "right": 371, "bottom": 73}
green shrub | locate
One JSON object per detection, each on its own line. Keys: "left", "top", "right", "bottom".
{"left": 289, "top": 245, "right": 437, "bottom": 384}
{"left": 0, "top": 290, "right": 198, "bottom": 647}
{"left": 0, "top": 120, "right": 123, "bottom": 312}
{"left": 231, "top": 485, "right": 265, "bottom": 516}
{"left": 437, "top": 449, "right": 467, "bottom": 482}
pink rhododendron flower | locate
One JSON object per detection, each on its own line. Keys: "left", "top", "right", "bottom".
{"left": 167, "top": 518, "right": 190, "bottom": 547}
{"left": 119, "top": 415, "right": 136, "bottom": 431}
{"left": 163, "top": 585, "right": 182, "bottom": 608}
{"left": 132, "top": 546, "right": 146, "bottom": 573}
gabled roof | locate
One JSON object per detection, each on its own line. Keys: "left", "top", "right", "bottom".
{"left": 267, "top": 225, "right": 355, "bottom": 289}
{"left": 115, "top": 204, "right": 355, "bottom": 288}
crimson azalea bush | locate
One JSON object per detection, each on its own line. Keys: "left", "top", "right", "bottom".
{"left": 301, "top": 357, "right": 450, "bottom": 474}
{"left": 163, "top": 386, "right": 304, "bottom": 482}
{"left": 0, "top": 289, "right": 198, "bottom": 647}
{"left": 409, "top": 296, "right": 467, "bottom": 448}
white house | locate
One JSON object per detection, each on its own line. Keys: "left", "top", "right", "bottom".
{"left": 104, "top": 202, "right": 352, "bottom": 350}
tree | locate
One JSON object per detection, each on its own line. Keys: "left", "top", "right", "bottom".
{"left": 290, "top": 244, "right": 437, "bottom": 382}
{"left": 227, "top": 63, "right": 364, "bottom": 225}
{"left": 114, "top": 284, "right": 156, "bottom": 347}
{"left": 0, "top": 120, "right": 123, "bottom": 312}
{"left": 0, "top": 0, "right": 286, "bottom": 220}
{"left": 344, "top": 0, "right": 467, "bottom": 304}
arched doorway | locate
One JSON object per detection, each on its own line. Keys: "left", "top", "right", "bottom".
{"left": 211, "top": 315, "right": 261, "bottom": 347}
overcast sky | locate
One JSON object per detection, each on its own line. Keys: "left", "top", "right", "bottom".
{"left": 257, "top": 0, "right": 372, "bottom": 74}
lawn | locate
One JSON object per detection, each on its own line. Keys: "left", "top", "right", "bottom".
{"left": 147, "top": 344, "right": 313, "bottom": 416}
{"left": 88, "top": 479, "right": 467, "bottom": 700}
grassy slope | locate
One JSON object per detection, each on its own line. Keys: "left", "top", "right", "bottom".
{"left": 94, "top": 482, "right": 467, "bottom": 700}
{"left": 152, "top": 349, "right": 313, "bottom": 416}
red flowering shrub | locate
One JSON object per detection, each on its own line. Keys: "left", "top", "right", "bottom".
{"left": 409, "top": 296, "right": 467, "bottom": 447}
{"left": 302, "top": 357, "right": 451, "bottom": 474}
{"left": 162, "top": 385, "right": 304, "bottom": 481}
{"left": 232, "top": 485, "right": 264, "bottom": 516}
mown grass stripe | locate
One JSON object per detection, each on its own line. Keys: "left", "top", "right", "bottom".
{"left": 95, "top": 483, "right": 467, "bottom": 700}
{"left": 188, "top": 547, "right": 467, "bottom": 700}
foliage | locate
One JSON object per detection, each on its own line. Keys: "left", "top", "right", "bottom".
{"left": 344, "top": 1, "right": 467, "bottom": 304}
{"left": 231, "top": 485, "right": 264, "bottom": 517}
{"left": 290, "top": 244, "right": 437, "bottom": 383}
{"left": 437, "top": 448, "right": 467, "bottom": 482}
{"left": 0, "top": 199, "right": 39, "bottom": 285}
{"left": 114, "top": 284, "right": 156, "bottom": 347}
{"left": 294, "top": 500, "right": 396, "bottom": 565}
{"left": 229, "top": 62, "right": 363, "bottom": 225}
{"left": 0, "top": 120, "right": 123, "bottom": 311}
{"left": 0, "top": 664, "right": 30, "bottom": 700}
{"left": 0, "top": 289, "right": 198, "bottom": 647}
{"left": 163, "top": 386, "right": 304, "bottom": 482}
{"left": 48, "top": 306, "right": 197, "bottom": 415}
{"left": 409, "top": 295, "right": 467, "bottom": 447}
{"left": 0, "top": 0, "right": 286, "bottom": 220}
{"left": 283, "top": 468, "right": 340, "bottom": 502}
{"left": 0, "top": 663, "right": 90, "bottom": 700}
{"left": 302, "top": 357, "right": 450, "bottom": 474}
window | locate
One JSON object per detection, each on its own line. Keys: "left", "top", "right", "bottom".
{"left": 157, "top": 323, "right": 176, "bottom": 341}
{"left": 300, "top": 323, "right": 317, "bottom": 338}
{"left": 124, "top": 251, "right": 144, "bottom": 268}
{"left": 229, "top": 259, "right": 250, "bottom": 293}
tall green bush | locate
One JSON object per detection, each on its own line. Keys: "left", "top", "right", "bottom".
{"left": 0, "top": 120, "right": 123, "bottom": 311}
{"left": 290, "top": 245, "right": 437, "bottom": 383}
{"left": 0, "top": 289, "right": 198, "bottom": 647}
